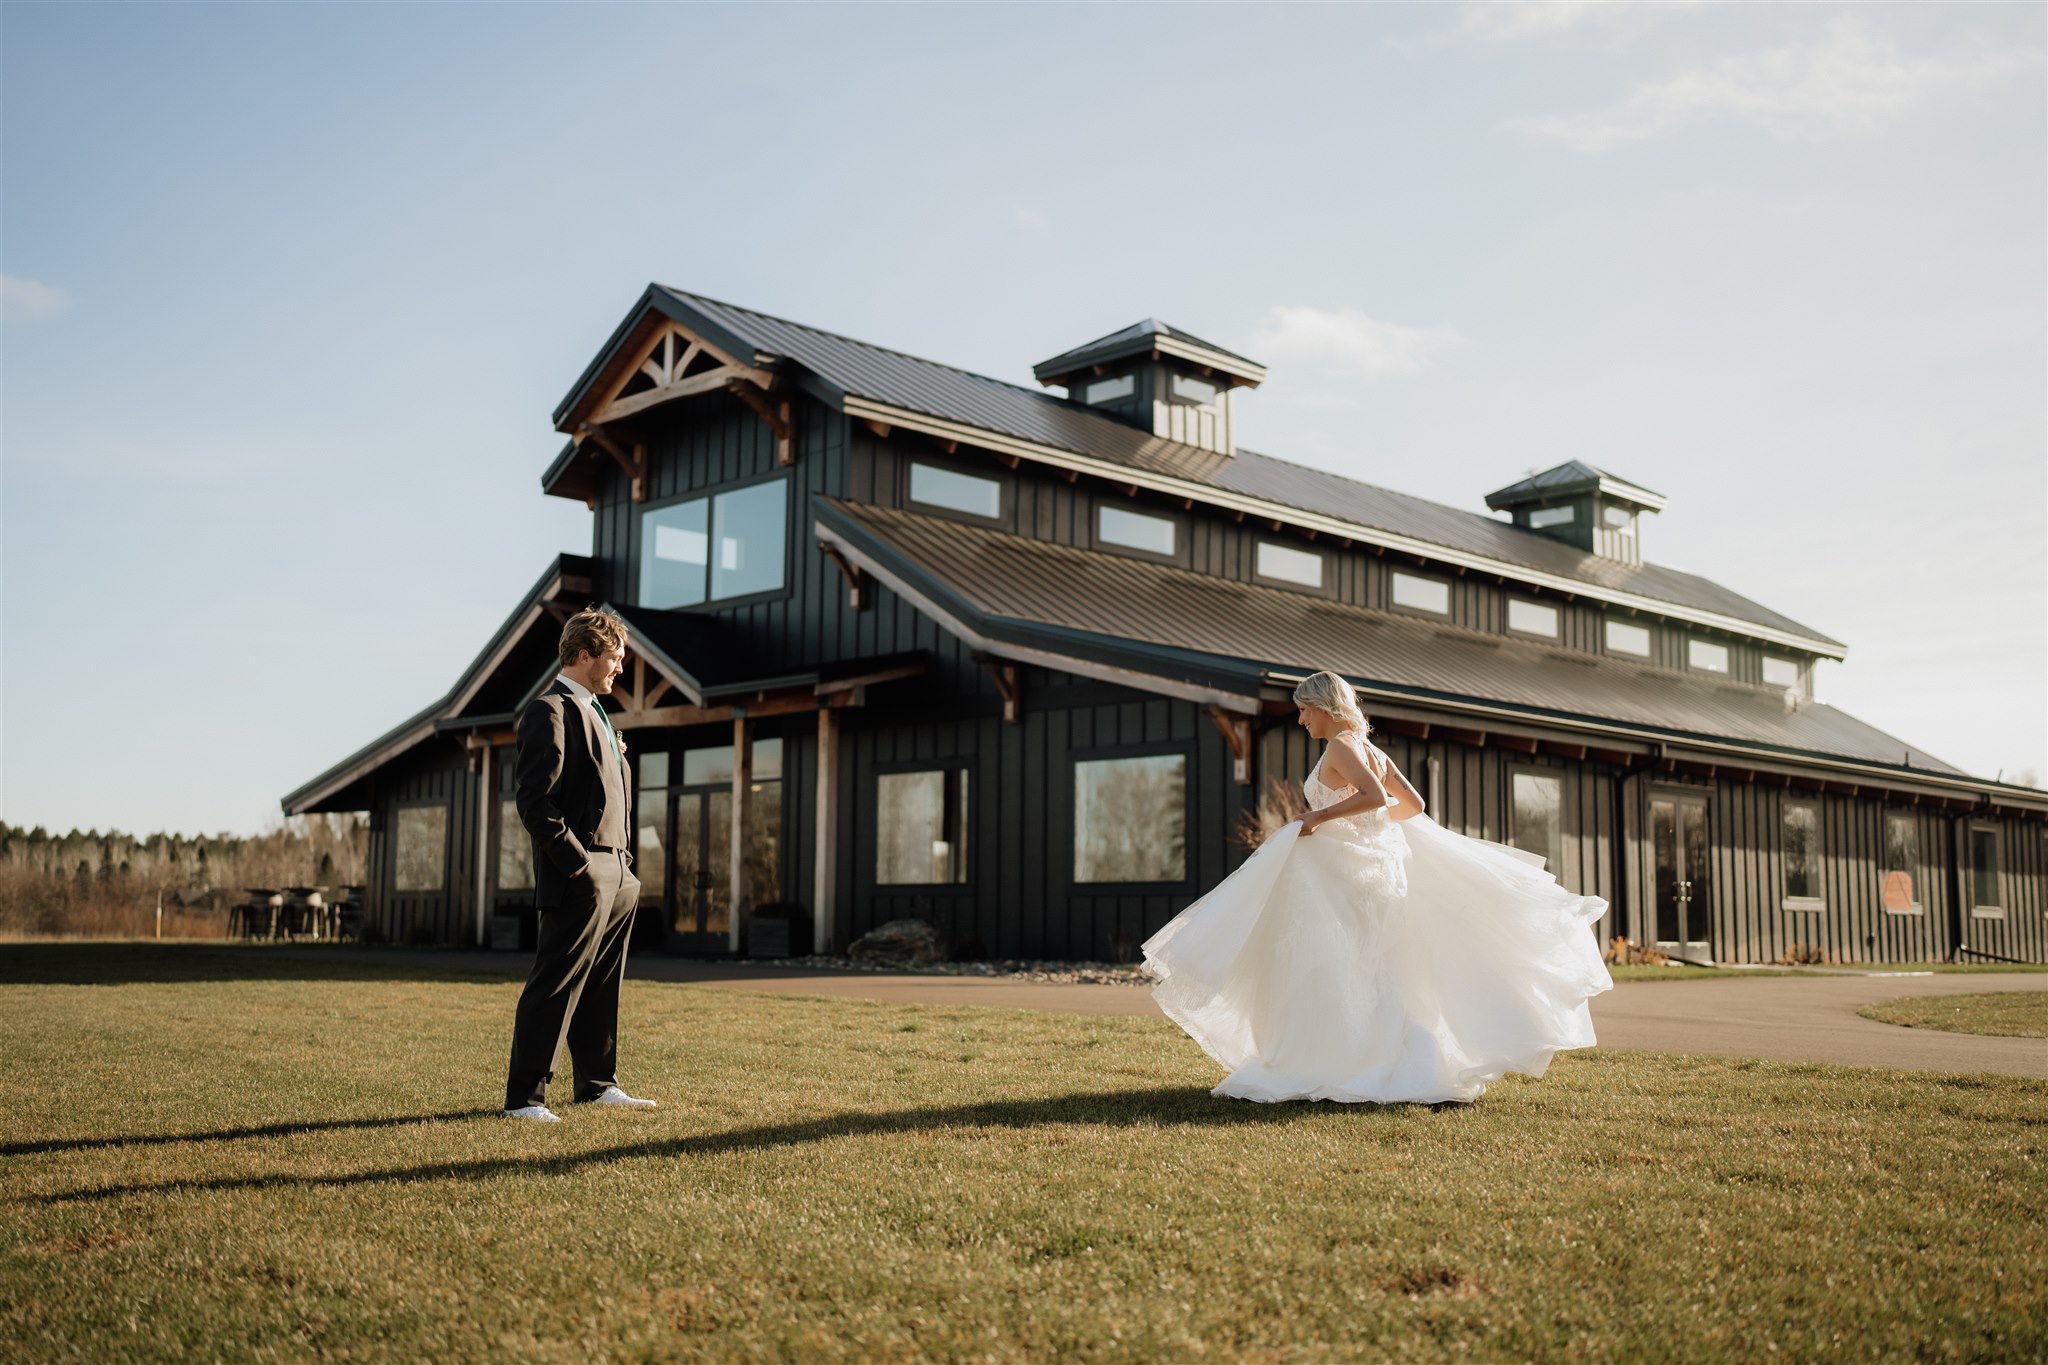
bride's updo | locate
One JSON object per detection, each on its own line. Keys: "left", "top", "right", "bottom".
{"left": 1292, "top": 671, "right": 1370, "bottom": 736}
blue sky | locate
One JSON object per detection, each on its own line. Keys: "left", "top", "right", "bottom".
{"left": 3, "top": 3, "right": 2042, "bottom": 836}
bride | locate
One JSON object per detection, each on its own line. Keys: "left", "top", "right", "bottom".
{"left": 1144, "top": 671, "right": 1613, "bottom": 1104}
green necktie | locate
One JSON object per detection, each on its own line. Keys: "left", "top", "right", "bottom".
{"left": 588, "top": 697, "right": 624, "bottom": 773}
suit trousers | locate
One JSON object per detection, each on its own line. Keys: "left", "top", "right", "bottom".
{"left": 504, "top": 850, "right": 640, "bottom": 1110}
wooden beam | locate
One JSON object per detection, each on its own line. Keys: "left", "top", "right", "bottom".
{"left": 577, "top": 423, "right": 646, "bottom": 502}
{"left": 1057, "top": 467, "right": 1078, "bottom": 484}
{"left": 1586, "top": 746, "right": 1633, "bottom": 766}
{"left": 813, "top": 706, "right": 838, "bottom": 954}
{"left": 819, "top": 542, "right": 868, "bottom": 611}
{"left": 815, "top": 661, "right": 925, "bottom": 695}
{"left": 728, "top": 380, "right": 795, "bottom": 465}
{"left": 862, "top": 418, "right": 892, "bottom": 439}
{"left": 1542, "top": 741, "right": 1590, "bottom": 760}
{"left": 596, "top": 362, "right": 751, "bottom": 424}
{"left": 1208, "top": 706, "right": 1253, "bottom": 785}
{"left": 729, "top": 715, "right": 751, "bottom": 954}
{"left": 977, "top": 656, "right": 1021, "bottom": 723}
{"left": 1440, "top": 726, "right": 1487, "bottom": 749}
{"left": 1380, "top": 717, "right": 1432, "bottom": 740}
{"left": 1496, "top": 733, "right": 1540, "bottom": 754}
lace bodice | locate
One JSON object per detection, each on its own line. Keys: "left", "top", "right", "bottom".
{"left": 1304, "top": 736, "right": 1394, "bottom": 814}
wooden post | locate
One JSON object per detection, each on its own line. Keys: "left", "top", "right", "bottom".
{"left": 475, "top": 743, "right": 494, "bottom": 948}
{"left": 730, "top": 714, "right": 751, "bottom": 954}
{"left": 814, "top": 706, "right": 838, "bottom": 954}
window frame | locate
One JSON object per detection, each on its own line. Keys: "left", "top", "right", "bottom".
{"left": 1780, "top": 797, "right": 1824, "bottom": 912}
{"left": 1167, "top": 373, "right": 1219, "bottom": 407}
{"left": 495, "top": 796, "right": 534, "bottom": 892}
{"left": 902, "top": 456, "right": 1011, "bottom": 529}
{"left": 393, "top": 800, "right": 451, "bottom": 894}
{"left": 1506, "top": 597, "right": 1561, "bottom": 641}
{"left": 1968, "top": 823, "right": 2005, "bottom": 919}
{"left": 1066, "top": 741, "right": 1194, "bottom": 890}
{"left": 1528, "top": 505, "right": 1576, "bottom": 530}
{"left": 1507, "top": 766, "right": 1566, "bottom": 872}
{"left": 1762, "top": 655, "right": 1802, "bottom": 690}
{"left": 1389, "top": 570, "right": 1453, "bottom": 619}
{"left": 636, "top": 472, "right": 793, "bottom": 611}
{"left": 1687, "top": 637, "right": 1731, "bottom": 674}
{"left": 1083, "top": 373, "right": 1136, "bottom": 406}
{"left": 1604, "top": 618, "right": 1652, "bottom": 658}
{"left": 1880, "top": 809, "right": 1922, "bottom": 916}
{"left": 1091, "top": 500, "right": 1186, "bottom": 566}
{"left": 872, "top": 760, "right": 974, "bottom": 889}
{"left": 1253, "top": 539, "right": 1333, "bottom": 596}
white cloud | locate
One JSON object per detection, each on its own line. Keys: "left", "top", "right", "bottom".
{"left": 1514, "top": 16, "right": 2041, "bottom": 152}
{"left": 1251, "top": 305, "right": 1466, "bottom": 379}
{"left": 1, "top": 274, "right": 69, "bottom": 322}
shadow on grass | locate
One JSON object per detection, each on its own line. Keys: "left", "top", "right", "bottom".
{"left": 0, "top": 942, "right": 522, "bottom": 987}
{"left": 34, "top": 1085, "right": 1432, "bottom": 1204}
{"left": 0, "top": 1110, "right": 490, "bottom": 1158}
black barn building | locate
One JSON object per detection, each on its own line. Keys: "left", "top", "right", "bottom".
{"left": 284, "top": 288, "right": 2048, "bottom": 965}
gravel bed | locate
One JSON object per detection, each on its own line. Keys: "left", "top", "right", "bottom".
{"left": 729, "top": 954, "right": 1152, "bottom": 986}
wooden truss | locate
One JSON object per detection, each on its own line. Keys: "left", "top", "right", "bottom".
{"left": 573, "top": 318, "right": 795, "bottom": 499}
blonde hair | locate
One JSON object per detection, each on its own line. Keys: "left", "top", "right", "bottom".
{"left": 558, "top": 607, "right": 627, "bottom": 668}
{"left": 1291, "top": 671, "right": 1370, "bottom": 736}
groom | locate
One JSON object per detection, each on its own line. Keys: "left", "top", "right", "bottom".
{"left": 503, "top": 607, "right": 656, "bottom": 1121}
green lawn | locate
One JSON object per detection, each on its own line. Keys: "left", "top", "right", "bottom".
{"left": 1859, "top": 990, "right": 2048, "bottom": 1039}
{"left": 2, "top": 944, "right": 2043, "bottom": 1363}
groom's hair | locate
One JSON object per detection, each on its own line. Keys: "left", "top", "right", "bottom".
{"left": 558, "top": 608, "right": 627, "bottom": 667}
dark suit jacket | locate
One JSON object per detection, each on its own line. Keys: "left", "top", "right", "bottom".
{"left": 515, "top": 680, "right": 631, "bottom": 907}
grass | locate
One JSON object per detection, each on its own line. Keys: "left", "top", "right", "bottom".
{"left": 1858, "top": 990, "right": 2048, "bottom": 1039}
{"left": 2, "top": 944, "right": 2044, "bottom": 1363}
{"left": 1605, "top": 961, "right": 2043, "bottom": 982}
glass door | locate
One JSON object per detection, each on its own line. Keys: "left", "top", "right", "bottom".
{"left": 1650, "top": 792, "right": 1713, "bottom": 960}
{"left": 670, "top": 789, "right": 733, "bottom": 952}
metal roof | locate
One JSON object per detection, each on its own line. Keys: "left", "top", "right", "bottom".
{"left": 558, "top": 287, "right": 1841, "bottom": 650}
{"left": 1486, "top": 461, "right": 1668, "bottom": 511}
{"left": 815, "top": 498, "right": 1968, "bottom": 781}
{"left": 1031, "top": 318, "right": 1268, "bottom": 386}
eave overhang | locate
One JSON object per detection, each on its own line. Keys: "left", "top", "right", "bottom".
{"left": 1258, "top": 668, "right": 2047, "bottom": 814}
{"left": 1035, "top": 329, "right": 1269, "bottom": 389}
{"left": 837, "top": 395, "right": 1848, "bottom": 661}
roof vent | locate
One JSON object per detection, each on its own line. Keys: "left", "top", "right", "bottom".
{"left": 1033, "top": 320, "right": 1266, "bottom": 456}
{"left": 1485, "top": 461, "right": 1666, "bottom": 567}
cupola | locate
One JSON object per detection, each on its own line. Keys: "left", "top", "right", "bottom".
{"left": 1486, "top": 461, "right": 1665, "bottom": 567}
{"left": 1034, "top": 320, "right": 1266, "bottom": 456}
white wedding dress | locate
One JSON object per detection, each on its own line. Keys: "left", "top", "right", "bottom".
{"left": 1144, "top": 735, "right": 1613, "bottom": 1104}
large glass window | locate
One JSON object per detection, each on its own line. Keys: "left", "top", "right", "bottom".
{"left": 640, "top": 479, "right": 786, "bottom": 608}
{"left": 908, "top": 463, "right": 1002, "bottom": 520}
{"left": 394, "top": 805, "right": 448, "bottom": 892}
{"left": 1169, "top": 374, "right": 1218, "bottom": 405}
{"left": 1882, "top": 813, "right": 1919, "bottom": 914}
{"left": 1074, "top": 753, "right": 1187, "bottom": 883}
{"left": 1098, "top": 505, "right": 1176, "bottom": 557}
{"left": 1782, "top": 800, "right": 1820, "bottom": 906}
{"left": 1510, "top": 771, "right": 1564, "bottom": 870}
{"left": 1605, "top": 620, "right": 1651, "bottom": 657}
{"left": 641, "top": 499, "right": 709, "bottom": 608}
{"left": 681, "top": 738, "right": 784, "bottom": 787}
{"left": 636, "top": 754, "right": 668, "bottom": 913}
{"left": 1762, "top": 657, "right": 1800, "bottom": 689}
{"left": 1529, "top": 506, "right": 1575, "bottom": 529}
{"left": 711, "top": 479, "right": 786, "bottom": 600}
{"left": 1688, "top": 638, "right": 1730, "bottom": 674}
{"left": 1970, "top": 827, "right": 2003, "bottom": 916}
{"left": 497, "top": 799, "right": 533, "bottom": 891}
{"left": 1391, "top": 572, "right": 1450, "bottom": 615}
{"left": 1256, "top": 541, "right": 1324, "bottom": 589}
{"left": 1508, "top": 599, "right": 1559, "bottom": 638}
{"left": 876, "top": 768, "right": 970, "bottom": 885}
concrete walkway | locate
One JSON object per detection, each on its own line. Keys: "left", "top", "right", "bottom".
{"left": 328, "top": 948, "right": 2047, "bottom": 1081}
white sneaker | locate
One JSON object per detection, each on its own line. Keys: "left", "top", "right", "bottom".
{"left": 586, "top": 1086, "right": 656, "bottom": 1109}
{"left": 503, "top": 1104, "right": 562, "bottom": 1122}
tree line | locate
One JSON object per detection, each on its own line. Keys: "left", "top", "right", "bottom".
{"left": 0, "top": 816, "right": 368, "bottom": 938}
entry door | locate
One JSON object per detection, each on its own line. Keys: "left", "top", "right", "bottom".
{"left": 670, "top": 790, "right": 732, "bottom": 953}
{"left": 1650, "top": 793, "right": 1712, "bottom": 957}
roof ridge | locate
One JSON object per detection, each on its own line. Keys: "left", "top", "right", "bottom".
{"left": 659, "top": 285, "right": 1097, "bottom": 409}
